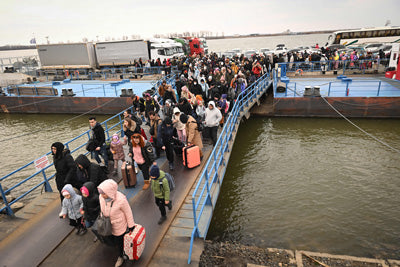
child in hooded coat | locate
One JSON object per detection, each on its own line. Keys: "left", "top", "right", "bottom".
{"left": 110, "top": 133, "right": 126, "bottom": 175}
{"left": 80, "top": 181, "right": 100, "bottom": 229}
{"left": 60, "top": 184, "right": 87, "bottom": 235}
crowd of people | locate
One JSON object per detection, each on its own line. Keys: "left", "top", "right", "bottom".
{"left": 49, "top": 51, "right": 289, "bottom": 266}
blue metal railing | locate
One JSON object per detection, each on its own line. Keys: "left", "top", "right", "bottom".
{"left": 278, "top": 58, "right": 389, "bottom": 76}
{"left": 0, "top": 74, "right": 175, "bottom": 216}
{"left": 37, "top": 66, "right": 178, "bottom": 81}
{"left": 187, "top": 72, "right": 271, "bottom": 263}
{"left": 0, "top": 109, "right": 130, "bottom": 216}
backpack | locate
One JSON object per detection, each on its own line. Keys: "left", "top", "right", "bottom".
{"left": 131, "top": 113, "right": 142, "bottom": 126}
{"left": 190, "top": 120, "right": 204, "bottom": 132}
{"left": 159, "top": 172, "right": 175, "bottom": 192}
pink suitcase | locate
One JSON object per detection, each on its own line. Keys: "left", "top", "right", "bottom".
{"left": 124, "top": 224, "right": 146, "bottom": 260}
{"left": 183, "top": 145, "right": 201, "bottom": 168}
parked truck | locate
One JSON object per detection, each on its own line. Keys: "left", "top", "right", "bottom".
{"left": 37, "top": 39, "right": 184, "bottom": 70}
{"left": 37, "top": 43, "right": 97, "bottom": 70}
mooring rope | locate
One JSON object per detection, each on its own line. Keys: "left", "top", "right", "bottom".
{"left": 0, "top": 98, "right": 118, "bottom": 143}
{"left": 321, "top": 96, "right": 400, "bottom": 154}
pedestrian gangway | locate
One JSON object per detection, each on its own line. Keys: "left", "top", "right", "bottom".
{"left": 0, "top": 72, "right": 272, "bottom": 266}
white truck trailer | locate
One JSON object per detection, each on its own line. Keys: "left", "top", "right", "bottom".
{"left": 37, "top": 43, "right": 96, "bottom": 70}
{"left": 95, "top": 39, "right": 184, "bottom": 67}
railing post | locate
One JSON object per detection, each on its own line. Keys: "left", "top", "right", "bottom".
{"left": 119, "top": 114, "right": 124, "bottom": 137}
{"left": 104, "top": 121, "right": 110, "bottom": 140}
{"left": 82, "top": 84, "right": 85, "bottom": 96}
{"left": 42, "top": 170, "right": 53, "bottom": 192}
{"left": 328, "top": 82, "right": 331, "bottom": 96}
{"left": 103, "top": 84, "right": 106, "bottom": 97}
{"left": 0, "top": 183, "right": 13, "bottom": 216}
{"left": 343, "top": 60, "right": 346, "bottom": 75}
{"left": 377, "top": 81, "right": 381, "bottom": 96}
{"left": 294, "top": 82, "right": 296, "bottom": 97}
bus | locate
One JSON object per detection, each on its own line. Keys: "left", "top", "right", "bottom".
{"left": 327, "top": 26, "right": 400, "bottom": 46}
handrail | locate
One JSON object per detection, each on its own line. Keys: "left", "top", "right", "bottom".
{"left": 0, "top": 109, "right": 129, "bottom": 216}
{"left": 277, "top": 58, "right": 389, "bottom": 76}
{"left": 187, "top": 72, "right": 271, "bottom": 263}
{"left": 37, "top": 66, "right": 178, "bottom": 81}
{"left": 0, "top": 74, "right": 174, "bottom": 216}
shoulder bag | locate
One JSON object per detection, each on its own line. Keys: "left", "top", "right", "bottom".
{"left": 93, "top": 201, "right": 113, "bottom": 236}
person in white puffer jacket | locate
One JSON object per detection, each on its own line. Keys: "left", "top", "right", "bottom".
{"left": 204, "top": 101, "right": 222, "bottom": 147}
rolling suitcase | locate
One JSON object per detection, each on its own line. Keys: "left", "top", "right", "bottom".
{"left": 182, "top": 145, "right": 201, "bottom": 168}
{"left": 121, "top": 161, "right": 137, "bottom": 188}
{"left": 124, "top": 224, "right": 146, "bottom": 260}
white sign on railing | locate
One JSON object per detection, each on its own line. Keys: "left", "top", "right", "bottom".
{"left": 34, "top": 155, "right": 50, "bottom": 172}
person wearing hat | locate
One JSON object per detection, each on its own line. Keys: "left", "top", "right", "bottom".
{"left": 157, "top": 117, "right": 178, "bottom": 170}
{"left": 143, "top": 93, "right": 160, "bottom": 125}
{"left": 149, "top": 165, "right": 171, "bottom": 225}
{"left": 172, "top": 107, "right": 186, "bottom": 143}
{"left": 180, "top": 113, "right": 203, "bottom": 158}
{"left": 59, "top": 184, "right": 87, "bottom": 236}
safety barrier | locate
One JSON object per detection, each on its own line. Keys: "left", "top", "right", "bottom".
{"left": 0, "top": 74, "right": 175, "bottom": 216}
{"left": 0, "top": 110, "right": 130, "bottom": 216}
{"left": 187, "top": 72, "right": 271, "bottom": 263}
{"left": 278, "top": 58, "right": 390, "bottom": 76}
{"left": 275, "top": 79, "right": 396, "bottom": 97}
{"left": 36, "top": 66, "right": 178, "bottom": 81}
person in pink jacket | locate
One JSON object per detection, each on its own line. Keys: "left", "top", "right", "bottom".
{"left": 98, "top": 179, "right": 135, "bottom": 267}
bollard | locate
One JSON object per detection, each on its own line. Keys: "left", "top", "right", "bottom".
{"left": 303, "top": 86, "right": 313, "bottom": 97}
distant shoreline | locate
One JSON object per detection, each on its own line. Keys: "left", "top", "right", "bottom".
{"left": 205, "top": 30, "right": 335, "bottom": 40}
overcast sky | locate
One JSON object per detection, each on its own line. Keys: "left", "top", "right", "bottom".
{"left": 1, "top": 0, "right": 399, "bottom": 45}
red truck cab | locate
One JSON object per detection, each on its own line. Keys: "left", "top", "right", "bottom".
{"left": 188, "top": 38, "right": 204, "bottom": 56}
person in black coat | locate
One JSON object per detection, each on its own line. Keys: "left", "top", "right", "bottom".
{"left": 75, "top": 154, "right": 107, "bottom": 187}
{"left": 189, "top": 80, "right": 203, "bottom": 97}
{"left": 177, "top": 97, "right": 193, "bottom": 116}
{"left": 80, "top": 181, "right": 100, "bottom": 229}
{"left": 89, "top": 117, "right": 108, "bottom": 168}
{"left": 51, "top": 142, "right": 77, "bottom": 202}
{"left": 157, "top": 117, "right": 178, "bottom": 170}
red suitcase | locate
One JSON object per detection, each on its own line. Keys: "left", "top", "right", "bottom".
{"left": 124, "top": 224, "right": 146, "bottom": 260}
{"left": 183, "top": 145, "right": 201, "bottom": 168}
{"left": 121, "top": 161, "right": 137, "bottom": 188}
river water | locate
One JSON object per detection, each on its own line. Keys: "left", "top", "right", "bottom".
{"left": 0, "top": 113, "right": 114, "bottom": 201}
{"left": 207, "top": 117, "right": 400, "bottom": 259}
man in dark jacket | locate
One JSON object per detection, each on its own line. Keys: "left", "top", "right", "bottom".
{"left": 89, "top": 117, "right": 108, "bottom": 168}
{"left": 75, "top": 154, "right": 108, "bottom": 187}
{"left": 143, "top": 93, "right": 160, "bottom": 124}
{"left": 51, "top": 142, "right": 77, "bottom": 202}
{"left": 157, "top": 117, "right": 178, "bottom": 170}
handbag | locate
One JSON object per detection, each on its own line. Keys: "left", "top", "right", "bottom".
{"left": 86, "top": 138, "right": 96, "bottom": 152}
{"left": 93, "top": 201, "right": 113, "bottom": 236}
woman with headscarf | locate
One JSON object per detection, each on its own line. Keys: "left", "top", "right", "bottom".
{"left": 51, "top": 142, "right": 77, "bottom": 202}
{"left": 172, "top": 107, "right": 187, "bottom": 143}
